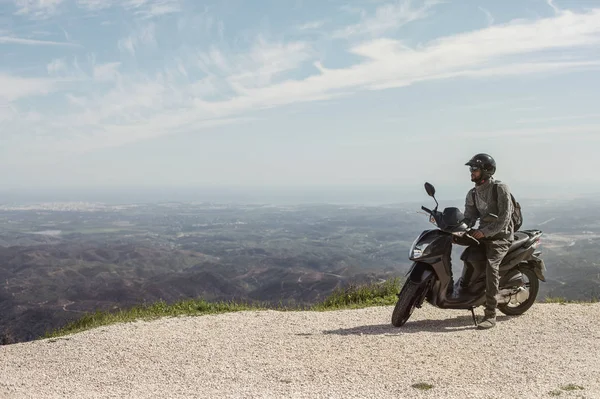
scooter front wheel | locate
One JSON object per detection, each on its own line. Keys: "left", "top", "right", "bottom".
{"left": 391, "top": 279, "right": 428, "bottom": 327}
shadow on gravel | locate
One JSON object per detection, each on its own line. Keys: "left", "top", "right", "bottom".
{"left": 322, "top": 314, "right": 511, "bottom": 335}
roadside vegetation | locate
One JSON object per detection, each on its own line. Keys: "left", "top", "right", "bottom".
{"left": 44, "top": 278, "right": 403, "bottom": 339}
{"left": 44, "top": 279, "right": 600, "bottom": 340}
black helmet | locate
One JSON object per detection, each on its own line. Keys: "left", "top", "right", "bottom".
{"left": 465, "top": 153, "right": 496, "bottom": 179}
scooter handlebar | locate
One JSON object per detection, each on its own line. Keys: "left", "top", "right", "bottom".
{"left": 452, "top": 231, "right": 480, "bottom": 246}
{"left": 465, "top": 231, "right": 480, "bottom": 246}
{"left": 421, "top": 206, "right": 432, "bottom": 214}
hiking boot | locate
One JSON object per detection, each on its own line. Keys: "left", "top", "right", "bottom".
{"left": 477, "top": 316, "right": 496, "bottom": 330}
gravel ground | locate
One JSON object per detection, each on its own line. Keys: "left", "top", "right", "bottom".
{"left": 1, "top": 303, "right": 600, "bottom": 399}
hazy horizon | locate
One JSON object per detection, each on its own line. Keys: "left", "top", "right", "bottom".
{"left": 2, "top": 0, "right": 600, "bottom": 192}
{"left": 1, "top": 181, "right": 598, "bottom": 206}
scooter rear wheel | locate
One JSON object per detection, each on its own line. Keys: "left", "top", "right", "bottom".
{"left": 391, "top": 278, "right": 429, "bottom": 327}
{"left": 498, "top": 267, "right": 539, "bottom": 316}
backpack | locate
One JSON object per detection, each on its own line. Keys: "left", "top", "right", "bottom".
{"left": 471, "top": 182, "right": 523, "bottom": 232}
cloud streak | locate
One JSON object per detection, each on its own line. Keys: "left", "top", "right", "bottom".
{"left": 196, "top": 9, "right": 600, "bottom": 114}
{"left": 478, "top": 6, "right": 494, "bottom": 26}
{"left": 296, "top": 20, "right": 326, "bottom": 31}
{"left": 12, "top": 0, "right": 181, "bottom": 19}
{"left": 0, "top": 35, "right": 80, "bottom": 46}
{"left": 546, "top": 0, "right": 560, "bottom": 15}
{"left": 135, "top": 0, "right": 181, "bottom": 19}
{"left": 333, "top": 0, "right": 440, "bottom": 39}
{"left": 13, "top": 0, "right": 65, "bottom": 18}
{"left": 117, "top": 23, "right": 156, "bottom": 55}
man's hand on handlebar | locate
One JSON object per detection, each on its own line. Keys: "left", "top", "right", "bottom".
{"left": 470, "top": 230, "right": 485, "bottom": 240}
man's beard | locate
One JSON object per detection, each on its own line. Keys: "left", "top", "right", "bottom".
{"left": 471, "top": 174, "right": 485, "bottom": 184}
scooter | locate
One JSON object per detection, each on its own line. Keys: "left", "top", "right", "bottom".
{"left": 391, "top": 182, "right": 546, "bottom": 327}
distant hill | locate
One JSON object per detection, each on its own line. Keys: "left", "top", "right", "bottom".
{"left": 1, "top": 199, "right": 599, "bottom": 344}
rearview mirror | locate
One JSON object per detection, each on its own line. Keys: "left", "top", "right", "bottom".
{"left": 424, "top": 182, "right": 436, "bottom": 197}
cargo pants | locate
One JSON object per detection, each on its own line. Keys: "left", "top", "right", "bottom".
{"left": 466, "top": 238, "right": 512, "bottom": 318}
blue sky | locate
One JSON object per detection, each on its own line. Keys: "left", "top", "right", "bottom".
{"left": 2, "top": 0, "right": 600, "bottom": 200}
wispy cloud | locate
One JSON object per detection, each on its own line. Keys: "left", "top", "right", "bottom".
{"left": 478, "top": 6, "right": 494, "bottom": 26}
{"left": 333, "top": 0, "right": 440, "bottom": 39}
{"left": 60, "top": 26, "right": 70, "bottom": 41}
{"left": 14, "top": 0, "right": 182, "bottom": 18}
{"left": 46, "top": 56, "right": 89, "bottom": 80}
{"left": 176, "top": 8, "right": 224, "bottom": 40}
{"left": 216, "top": 36, "right": 313, "bottom": 90}
{"left": 75, "top": 0, "right": 109, "bottom": 11}
{"left": 5, "top": 2, "right": 600, "bottom": 157}
{"left": 0, "top": 35, "right": 80, "bottom": 46}
{"left": 135, "top": 0, "right": 181, "bottom": 19}
{"left": 82, "top": 0, "right": 181, "bottom": 17}
{"left": 13, "top": 0, "right": 65, "bottom": 19}
{"left": 369, "top": 60, "right": 600, "bottom": 91}
{"left": 93, "top": 62, "right": 121, "bottom": 81}
{"left": 296, "top": 20, "right": 326, "bottom": 31}
{"left": 46, "top": 58, "right": 68, "bottom": 75}
{"left": 546, "top": 0, "right": 560, "bottom": 15}
{"left": 0, "top": 74, "right": 63, "bottom": 101}
{"left": 117, "top": 23, "right": 156, "bottom": 55}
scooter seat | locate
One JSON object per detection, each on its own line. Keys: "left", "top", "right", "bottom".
{"left": 508, "top": 232, "right": 530, "bottom": 252}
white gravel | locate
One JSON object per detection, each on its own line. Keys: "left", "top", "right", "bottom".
{"left": 1, "top": 303, "right": 600, "bottom": 399}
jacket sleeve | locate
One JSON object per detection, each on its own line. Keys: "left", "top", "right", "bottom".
{"left": 480, "top": 183, "right": 513, "bottom": 238}
{"left": 463, "top": 189, "right": 478, "bottom": 228}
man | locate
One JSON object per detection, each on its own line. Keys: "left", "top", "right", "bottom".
{"left": 462, "top": 153, "right": 514, "bottom": 330}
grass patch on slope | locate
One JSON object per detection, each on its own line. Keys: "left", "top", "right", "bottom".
{"left": 43, "top": 299, "right": 264, "bottom": 340}
{"left": 309, "top": 277, "right": 401, "bottom": 310}
{"left": 544, "top": 296, "right": 599, "bottom": 304}
{"left": 43, "top": 278, "right": 404, "bottom": 340}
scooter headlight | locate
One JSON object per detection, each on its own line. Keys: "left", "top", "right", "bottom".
{"left": 409, "top": 241, "right": 431, "bottom": 259}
